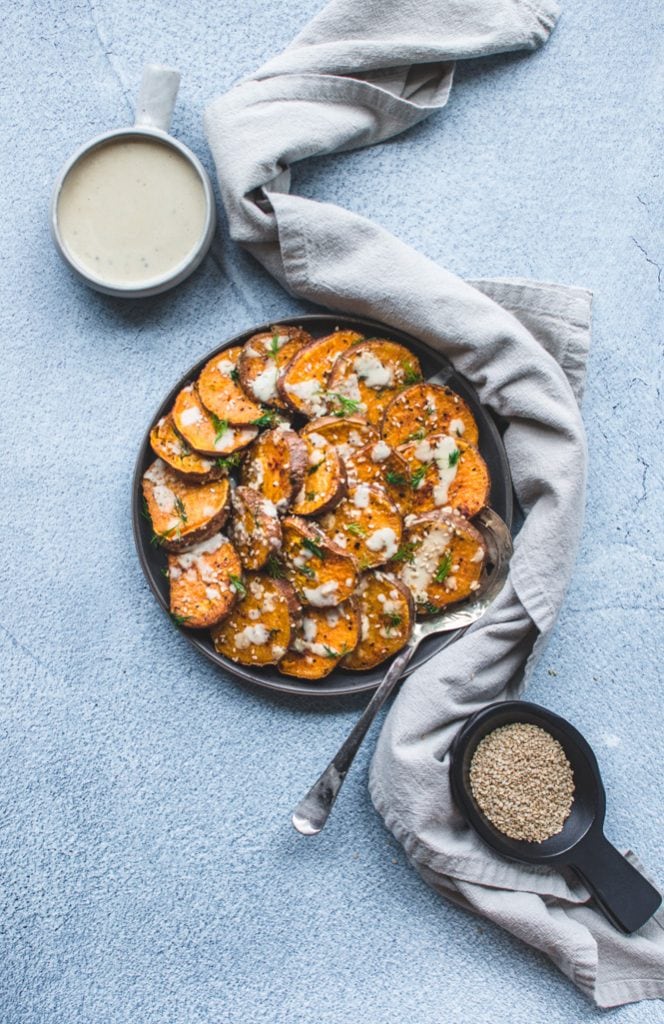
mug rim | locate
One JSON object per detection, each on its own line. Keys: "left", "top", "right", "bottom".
{"left": 50, "top": 125, "right": 216, "bottom": 298}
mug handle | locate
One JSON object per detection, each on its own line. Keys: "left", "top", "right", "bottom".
{"left": 135, "top": 64, "right": 181, "bottom": 133}
{"left": 570, "top": 829, "right": 661, "bottom": 933}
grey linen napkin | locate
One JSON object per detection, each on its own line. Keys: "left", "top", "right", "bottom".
{"left": 204, "top": 0, "right": 664, "bottom": 1006}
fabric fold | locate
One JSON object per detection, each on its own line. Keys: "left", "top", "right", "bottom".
{"left": 204, "top": 0, "right": 664, "bottom": 1006}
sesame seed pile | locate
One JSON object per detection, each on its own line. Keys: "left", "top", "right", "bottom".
{"left": 469, "top": 722, "right": 575, "bottom": 843}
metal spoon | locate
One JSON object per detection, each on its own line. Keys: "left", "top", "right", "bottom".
{"left": 291, "top": 507, "right": 513, "bottom": 835}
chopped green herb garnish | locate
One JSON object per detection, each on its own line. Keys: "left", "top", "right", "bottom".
{"left": 434, "top": 552, "right": 453, "bottom": 583}
{"left": 307, "top": 459, "right": 323, "bottom": 475}
{"left": 421, "top": 601, "right": 441, "bottom": 616}
{"left": 448, "top": 447, "right": 460, "bottom": 467}
{"left": 230, "top": 367, "right": 240, "bottom": 384}
{"left": 346, "top": 522, "right": 367, "bottom": 537}
{"left": 299, "top": 564, "right": 316, "bottom": 580}
{"left": 268, "top": 333, "right": 281, "bottom": 357}
{"left": 323, "top": 645, "right": 340, "bottom": 659}
{"left": 411, "top": 465, "right": 428, "bottom": 489}
{"left": 160, "top": 567, "right": 170, "bottom": 580}
{"left": 328, "top": 392, "right": 361, "bottom": 416}
{"left": 385, "top": 470, "right": 408, "bottom": 487}
{"left": 251, "top": 409, "right": 277, "bottom": 428}
{"left": 265, "top": 554, "right": 286, "bottom": 579}
{"left": 170, "top": 613, "right": 191, "bottom": 627}
{"left": 178, "top": 439, "right": 192, "bottom": 457}
{"left": 406, "top": 428, "right": 426, "bottom": 442}
{"left": 150, "top": 525, "right": 179, "bottom": 547}
{"left": 140, "top": 495, "right": 151, "bottom": 522}
{"left": 210, "top": 414, "right": 229, "bottom": 444}
{"left": 302, "top": 537, "right": 325, "bottom": 559}
{"left": 386, "top": 613, "right": 402, "bottom": 627}
{"left": 358, "top": 557, "right": 371, "bottom": 571}
{"left": 174, "top": 496, "right": 188, "bottom": 524}
{"left": 402, "top": 363, "right": 422, "bottom": 385}
{"left": 391, "top": 542, "right": 417, "bottom": 565}
{"left": 229, "top": 574, "right": 246, "bottom": 597}
{"left": 216, "top": 452, "right": 242, "bottom": 471}
{"left": 305, "top": 491, "right": 316, "bottom": 501}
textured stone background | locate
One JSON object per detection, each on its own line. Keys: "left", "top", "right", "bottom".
{"left": 1, "top": 1, "right": 662, "bottom": 1021}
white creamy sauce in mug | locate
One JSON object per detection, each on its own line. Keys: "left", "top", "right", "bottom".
{"left": 57, "top": 138, "right": 207, "bottom": 286}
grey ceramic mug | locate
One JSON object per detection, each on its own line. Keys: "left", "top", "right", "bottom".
{"left": 50, "top": 64, "right": 216, "bottom": 298}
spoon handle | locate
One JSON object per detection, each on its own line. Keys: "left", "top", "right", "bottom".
{"left": 291, "top": 642, "right": 417, "bottom": 835}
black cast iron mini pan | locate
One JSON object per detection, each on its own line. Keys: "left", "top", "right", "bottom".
{"left": 450, "top": 701, "right": 661, "bottom": 934}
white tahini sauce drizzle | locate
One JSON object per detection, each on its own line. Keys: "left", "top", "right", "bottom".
{"left": 448, "top": 418, "right": 465, "bottom": 437}
{"left": 366, "top": 527, "right": 399, "bottom": 560}
{"left": 235, "top": 624, "right": 270, "bottom": 649}
{"left": 251, "top": 363, "right": 279, "bottom": 403}
{"left": 57, "top": 138, "right": 207, "bottom": 286}
{"left": 303, "top": 581, "right": 339, "bottom": 606}
{"left": 413, "top": 435, "right": 459, "bottom": 505}
{"left": 354, "top": 352, "right": 393, "bottom": 389}
{"left": 400, "top": 526, "right": 452, "bottom": 602}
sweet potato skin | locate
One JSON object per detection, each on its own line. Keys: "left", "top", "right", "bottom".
{"left": 229, "top": 486, "right": 282, "bottom": 570}
{"left": 381, "top": 383, "right": 479, "bottom": 449}
{"left": 211, "top": 574, "right": 301, "bottom": 665}
{"left": 168, "top": 534, "right": 242, "bottom": 628}
{"left": 142, "top": 459, "right": 231, "bottom": 552}
{"left": 291, "top": 436, "right": 347, "bottom": 516}
{"left": 342, "top": 571, "right": 414, "bottom": 670}
{"left": 150, "top": 414, "right": 223, "bottom": 483}
{"left": 397, "top": 435, "right": 490, "bottom": 517}
{"left": 318, "top": 484, "right": 403, "bottom": 570}
{"left": 172, "top": 385, "right": 259, "bottom": 457}
{"left": 238, "top": 325, "right": 313, "bottom": 411}
{"left": 240, "top": 426, "right": 308, "bottom": 512}
{"left": 277, "top": 330, "right": 364, "bottom": 418}
{"left": 279, "top": 598, "right": 360, "bottom": 679}
{"left": 281, "top": 516, "right": 358, "bottom": 607}
{"left": 197, "top": 347, "right": 264, "bottom": 425}
{"left": 326, "top": 339, "right": 423, "bottom": 425}
{"left": 396, "top": 510, "right": 486, "bottom": 614}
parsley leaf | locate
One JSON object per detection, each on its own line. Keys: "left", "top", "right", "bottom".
{"left": 170, "top": 612, "right": 191, "bottom": 627}
{"left": 251, "top": 409, "right": 277, "bottom": 428}
{"left": 268, "top": 333, "right": 281, "bottom": 357}
{"left": 402, "top": 362, "right": 422, "bottom": 385}
{"left": 299, "top": 564, "right": 316, "bottom": 580}
{"left": 406, "top": 428, "right": 426, "bottom": 442}
{"left": 302, "top": 537, "right": 325, "bottom": 559}
{"left": 229, "top": 574, "right": 246, "bottom": 597}
{"left": 448, "top": 447, "right": 460, "bottom": 467}
{"left": 174, "top": 496, "right": 188, "bottom": 524}
{"left": 411, "top": 465, "right": 427, "bottom": 489}
{"left": 346, "top": 522, "right": 367, "bottom": 537}
{"left": 385, "top": 470, "right": 408, "bottom": 487}
{"left": 434, "top": 552, "right": 453, "bottom": 583}
{"left": 210, "top": 413, "right": 229, "bottom": 444}
{"left": 230, "top": 368, "right": 240, "bottom": 384}
{"left": 328, "top": 392, "right": 361, "bottom": 416}
{"left": 391, "top": 542, "right": 417, "bottom": 564}
{"left": 216, "top": 452, "right": 242, "bottom": 471}
{"left": 265, "top": 554, "right": 286, "bottom": 579}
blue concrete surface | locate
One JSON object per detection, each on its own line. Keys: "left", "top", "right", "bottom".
{"left": 1, "top": 1, "right": 662, "bottom": 1021}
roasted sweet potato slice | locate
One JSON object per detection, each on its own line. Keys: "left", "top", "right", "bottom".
{"left": 172, "top": 385, "right": 259, "bottom": 457}
{"left": 394, "top": 511, "right": 486, "bottom": 614}
{"left": 149, "top": 414, "right": 224, "bottom": 483}
{"left": 142, "top": 459, "right": 231, "bottom": 552}
{"left": 281, "top": 516, "right": 358, "bottom": 607}
{"left": 291, "top": 435, "right": 347, "bottom": 516}
{"left": 197, "top": 347, "right": 265, "bottom": 425}
{"left": 240, "top": 426, "right": 308, "bottom": 512}
{"left": 279, "top": 598, "right": 360, "bottom": 679}
{"left": 326, "top": 339, "right": 423, "bottom": 425}
{"left": 211, "top": 573, "right": 300, "bottom": 665}
{"left": 381, "top": 383, "right": 479, "bottom": 448}
{"left": 278, "top": 329, "right": 364, "bottom": 418}
{"left": 300, "top": 416, "right": 379, "bottom": 458}
{"left": 342, "top": 571, "right": 415, "bottom": 671}
{"left": 238, "top": 325, "right": 313, "bottom": 410}
{"left": 229, "top": 486, "right": 282, "bottom": 570}
{"left": 168, "top": 534, "right": 242, "bottom": 628}
{"left": 318, "top": 484, "right": 403, "bottom": 570}
{"left": 344, "top": 439, "right": 412, "bottom": 513}
{"left": 397, "top": 435, "right": 489, "bottom": 517}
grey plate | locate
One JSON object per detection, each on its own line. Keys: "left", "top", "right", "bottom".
{"left": 132, "top": 313, "right": 514, "bottom": 698}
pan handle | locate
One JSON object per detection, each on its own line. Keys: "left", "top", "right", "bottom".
{"left": 570, "top": 830, "right": 661, "bottom": 933}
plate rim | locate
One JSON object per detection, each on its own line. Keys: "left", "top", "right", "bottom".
{"left": 132, "top": 312, "right": 513, "bottom": 699}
